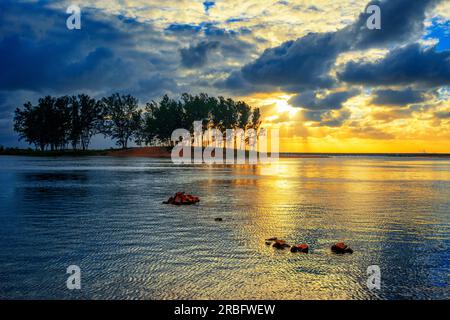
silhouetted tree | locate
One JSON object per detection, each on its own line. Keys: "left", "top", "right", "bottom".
{"left": 69, "top": 96, "right": 82, "bottom": 149}
{"left": 181, "top": 93, "right": 213, "bottom": 132}
{"left": 68, "top": 95, "right": 103, "bottom": 150}
{"left": 14, "top": 92, "right": 262, "bottom": 151}
{"left": 78, "top": 95, "right": 102, "bottom": 150}
{"left": 101, "top": 93, "right": 142, "bottom": 149}
{"left": 14, "top": 102, "right": 43, "bottom": 150}
{"left": 14, "top": 96, "right": 71, "bottom": 151}
{"left": 52, "top": 96, "right": 71, "bottom": 150}
{"left": 250, "top": 107, "right": 261, "bottom": 131}
{"left": 142, "top": 95, "right": 184, "bottom": 146}
{"left": 141, "top": 93, "right": 261, "bottom": 147}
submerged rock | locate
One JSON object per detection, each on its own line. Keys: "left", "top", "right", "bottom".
{"left": 331, "top": 242, "right": 353, "bottom": 254}
{"left": 265, "top": 237, "right": 278, "bottom": 246}
{"left": 163, "top": 192, "right": 200, "bottom": 205}
{"left": 272, "top": 240, "right": 291, "bottom": 250}
{"left": 290, "top": 244, "right": 309, "bottom": 253}
{"left": 214, "top": 218, "right": 223, "bottom": 222}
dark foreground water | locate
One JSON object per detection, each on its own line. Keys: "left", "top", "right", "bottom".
{"left": 0, "top": 156, "right": 448, "bottom": 300}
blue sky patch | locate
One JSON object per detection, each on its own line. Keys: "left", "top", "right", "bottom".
{"left": 424, "top": 18, "right": 450, "bottom": 52}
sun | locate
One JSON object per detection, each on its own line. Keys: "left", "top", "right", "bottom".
{"left": 275, "top": 99, "right": 291, "bottom": 112}
{"left": 274, "top": 95, "right": 299, "bottom": 117}
{"left": 244, "top": 93, "right": 300, "bottom": 124}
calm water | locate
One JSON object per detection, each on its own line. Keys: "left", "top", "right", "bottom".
{"left": 0, "top": 156, "right": 448, "bottom": 300}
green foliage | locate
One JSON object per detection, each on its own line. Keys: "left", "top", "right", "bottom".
{"left": 69, "top": 94, "right": 104, "bottom": 150}
{"left": 100, "top": 93, "right": 143, "bottom": 149}
{"left": 142, "top": 93, "right": 261, "bottom": 146}
{"left": 14, "top": 96, "right": 71, "bottom": 151}
{"left": 13, "top": 92, "right": 261, "bottom": 150}
{"left": 142, "top": 95, "right": 184, "bottom": 146}
{"left": 14, "top": 95, "right": 102, "bottom": 151}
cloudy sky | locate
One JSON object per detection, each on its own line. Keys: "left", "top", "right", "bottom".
{"left": 0, "top": 0, "right": 449, "bottom": 152}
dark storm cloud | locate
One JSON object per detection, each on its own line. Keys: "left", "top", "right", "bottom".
{"left": 0, "top": 0, "right": 187, "bottom": 146}
{"left": 214, "top": 71, "right": 274, "bottom": 95}
{"left": 338, "top": 44, "right": 450, "bottom": 87}
{"left": 135, "top": 75, "right": 179, "bottom": 101}
{"left": 288, "top": 89, "right": 359, "bottom": 128}
{"left": 0, "top": 0, "right": 179, "bottom": 95}
{"left": 240, "top": 32, "right": 345, "bottom": 90}
{"left": 371, "top": 88, "right": 427, "bottom": 106}
{"left": 226, "top": 0, "right": 442, "bottom": 93}
{"left": 169, "top": 22, "right": 257, "bottom": 70}
{"left": 349, "top": 0, "right": 440, "bottom": 48}
{"left": 289, "top": 90, "right": 360, "bottom": 110}
{"left": 0, "top": 0, "right": 258, "bottom": 102}
{"left": 180, "top": 41, "right": 220, "bottom": 68}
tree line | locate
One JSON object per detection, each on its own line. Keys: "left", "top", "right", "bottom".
{"left": 14, "top": 93, "right": 261, "bottom": 151}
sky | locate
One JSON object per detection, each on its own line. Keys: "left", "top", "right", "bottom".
{"left": 0, "top": 0, "right": 449, "bottom": 152}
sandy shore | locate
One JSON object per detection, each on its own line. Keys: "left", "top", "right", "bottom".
{"left": 106, "top": 148, "right": 450, "bottom": 159}
{"left": 106, "top": 147, "right": 172, "bottom": 158}
{"left": 2, "top": 147, "right": 448, "bottom": 158}
{"left": 106, "top": 147, "right": 332, "bottom": 159}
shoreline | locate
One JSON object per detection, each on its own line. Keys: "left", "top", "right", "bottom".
{"left": 1, "top": 147, "right": 450, "bottom": 158}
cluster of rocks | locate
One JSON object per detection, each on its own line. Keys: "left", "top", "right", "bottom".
{"left": 162, "top": 193, "right": 354, "bottom": 255}
{"left": 265, "top": 238, "right": 353, "bottom": 254}
{"left": 163, "top": 192, "right": 200, "bottom": 205}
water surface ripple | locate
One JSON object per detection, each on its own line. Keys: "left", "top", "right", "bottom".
{"left": 0, "top": 156, "right": 448, "bottom": 299}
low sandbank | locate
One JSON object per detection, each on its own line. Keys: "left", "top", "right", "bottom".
{"left": 1, "top": 147, "right": 449, "bottom": 158}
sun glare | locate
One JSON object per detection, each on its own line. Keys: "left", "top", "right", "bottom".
{"left": 274, "top": 96, "right": 298, "bottom": 117}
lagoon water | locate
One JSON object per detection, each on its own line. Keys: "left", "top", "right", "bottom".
{"left": 0, "top": 156, "right": 449, "bottom": 300}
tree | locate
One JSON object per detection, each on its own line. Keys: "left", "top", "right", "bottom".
{"left": 68, "top": 95, "right": 102, "bottom": 150}
{"left": 13, "top": 92, "right": 263, "bottom": 151}
{"left": 211, "top": 97, "right": 237, "bottom": 132}
{"left": 250, "top": 107, "right": 261, "bottom": 131}
{"left": 78, "top": 95, "right": 102, "bottom": 150}
{"left": 142, "top": 95, "right": 184, "bottom": 146}
{"left": 36, "top": 96, "right": 56, "bottom": 150}
{"left": 69, "top": 96, "right": 82, "bottom": 150}
{"left": 140, "top": 93, "right": 261, "bottom": 147}
{"left": 52, "top": 96, "right": 71, "bottom": 150}
{"left": 101, "top": 93, "right": 142, "bottom": 149}
{"left": 236, "top": 101, "right": 252, "bottom": 129}
{"left": 14, "top": 102, "right": 43, "bottom": 150}
{"left": 181, "top": 93, "right": 213, "bottom": 132}
{"left": 14, "top": 96, "right": 70, "bottom": 151}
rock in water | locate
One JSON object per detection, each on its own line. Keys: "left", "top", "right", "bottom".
{"left": 163, "top": 192, "right": 200, "bottom": 205}
{"left": 273, "top": 240, "right": 290, "bottom": 250}
{"left": 265, "top": 237, "right": 277, "bottom": 246}
{"left": 331, "top": 242, "right": 353, "bottom": 254}
{"left": 291, "top": 244, "right": 309, "bottom": 253}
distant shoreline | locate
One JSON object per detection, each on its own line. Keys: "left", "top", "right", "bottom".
{"left": 1, "top": 147, "right": 450, "bottom": 158}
